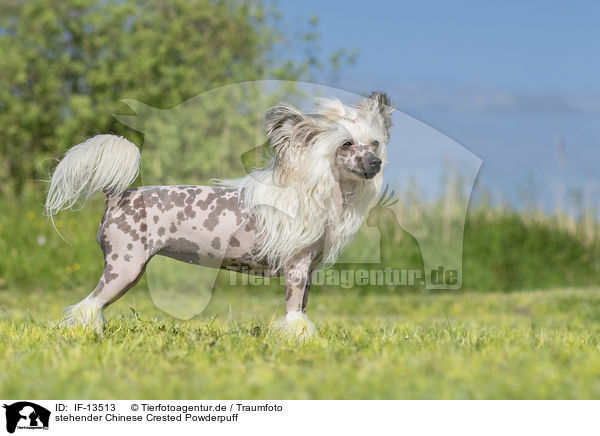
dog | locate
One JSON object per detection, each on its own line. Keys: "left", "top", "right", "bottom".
{"left": 45, "top": 92, "right": 396, "bottom": 337}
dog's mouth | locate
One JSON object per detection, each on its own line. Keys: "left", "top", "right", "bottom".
{"left": 350, "top": 155, "right": 382, "bottom": 180}
{"left": 350, "top": 168, "right": 379, "bottom": 179}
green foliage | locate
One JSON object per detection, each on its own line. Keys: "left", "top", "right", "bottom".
{"left": 1, "top": 194, "right": 599, "bottom": 293}
{"left": 0, "top": 0, "right": 325, "bottom": 194}
{"left": 462, "top": 211, "right": 600, "bottom": 291}
{"left": 2, "top": 287, "right": 600, "bottom": 399}
{"left": 336, "top": 210, "right": 600, "bottom": 293}
{"left": 113, "top": 84, "right": 291, "bottom": 186}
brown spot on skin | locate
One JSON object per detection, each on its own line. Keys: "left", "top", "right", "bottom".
{"left": 157, "top": 237, "right": 202, "bottom": 264}
{"left": 136, "top": 188, "right": 186, "bottom": 213}
{"left": 98, "top": 231, "right": 113, "bottom": 255}
{"left": 153, "top": 216, "right": 159, "bottom": 224}
{"left": 202, "top": 193, "right": 245, "bottom": 231}
{"left": 141, "top": 236, "right": 147, "bottom": 244}
{"left": 140, "top": 223, "right": 147, "bottom": 232}
{"left": 91, "top": 280, "right": 105, "bottom": 297}
{"left": 184, "top": 205, "right": 196, "bottom": 218}
{"left": 192, "top": 226, "right": 197, "bottom": 230}
{"left": 197, "top": 192, "right": 218, "bottom": 211}
{"left": 185, "top": 190, "right": 196, "bottom": 204}
{"left": 211, "top": 237, "right": 221, "bottom": 250}
{"left": 104, "top": 263, "right": 119, "bottom": 284}
{"left": 132, "top": 195, "right": 145, "bottom": 210}
{"left": 230, "top": 236, "right": 240, "bottom": 247}
{"left": 120, "top": 199, "right": 135, "bottom": 216}
{"left": 171, "top": 192, "right": 186, "bottom": 207}
{"left": 132, "top": 209, "right": 147, "bottom": 223}
{"left": 111, "top": 253, "right": 119, "bottom": 260}
{"left": 124, "top": 254, "right": 132, "bottom": 262}
{"left": 158, "top": 227, "right": 166, "bottom": 236}
{"left": 127, "top": 243, "right": 133, "bottom": 250}
{"left": 177, "top": 211, "right": 185, "bottom": 222}
{"left": 113, "top": 215, "right": 133, "bottom": 236}
{"left": 244, "top": 216, "right": 256, "bottom": 232}
{"left": 203, "top": 216, "right": 218, "bottom": 231}
{"left": 170, "top": 223, "right": 177, "bottom": 233}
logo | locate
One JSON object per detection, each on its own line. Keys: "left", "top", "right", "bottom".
{"left": 3, "top": 402, "right": 50, "bottom": 433}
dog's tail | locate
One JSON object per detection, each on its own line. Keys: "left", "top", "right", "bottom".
{"left": 45, "top": 134, "right": 141, "bottom": 217}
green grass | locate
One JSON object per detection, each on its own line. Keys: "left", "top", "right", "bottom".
{"left": 2, "top": 286, "right": 600, "bottom": 399}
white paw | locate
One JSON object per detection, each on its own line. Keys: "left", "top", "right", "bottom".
{"left": 60, "top": 298, "right": 105, "bottom": 332}
{"left": 282, "top": 311, "right": 317, "bottom": 340}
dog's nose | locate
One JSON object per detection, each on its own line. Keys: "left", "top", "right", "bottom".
{"left": 367, "top": 156, "right": 382, "bottom": 170}
{"left": 362, "top": 154, "right": 382, "bottom": 178}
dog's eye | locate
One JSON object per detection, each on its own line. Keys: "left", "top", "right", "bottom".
{"left": 341, "top": 141, "right": 353, "bottom": 150}
{"left": 373, "top": 140, "right": 379, "bottom": 147}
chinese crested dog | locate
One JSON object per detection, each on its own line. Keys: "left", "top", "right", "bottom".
{"left": 45, "top": 92, "right": 396, "bottom": 337}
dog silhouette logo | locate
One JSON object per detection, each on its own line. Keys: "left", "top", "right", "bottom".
{"left": 3, "top": 402, "right": 50, "bottom": 433}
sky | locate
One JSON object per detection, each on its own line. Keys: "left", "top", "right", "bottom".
{"left": 278, "top": 0, "right": 600, "bottom": 213}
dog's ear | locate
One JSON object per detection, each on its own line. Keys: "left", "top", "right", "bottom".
{"left": 264, "top": 104, "right": 322, "bottom": 183}
{"left": 264, "top": 105, "right": 305, "bottom": 141}
{"left": 364, "top": 91, "right": 397, "bottom": 137}
{"left": 264, "top": 104, "right": 321, "bottom": 152}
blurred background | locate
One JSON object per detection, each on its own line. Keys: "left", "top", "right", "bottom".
{"left": 1, "top": 0, "right": 599, "bottom": 295}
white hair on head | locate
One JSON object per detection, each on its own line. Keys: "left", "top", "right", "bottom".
{"left": 220, "top": 94, "right": 393, "bottom": 271}
{"left": 44, "top": 135, "right": 141, "bottom": 218}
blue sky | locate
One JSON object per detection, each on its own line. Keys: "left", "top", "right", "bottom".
{"left": 278, "top": 0, "right": 600, "bottom": 213}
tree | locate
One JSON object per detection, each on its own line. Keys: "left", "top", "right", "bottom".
{"left": 0, "top": 0, "right": 340, "bottom": 195}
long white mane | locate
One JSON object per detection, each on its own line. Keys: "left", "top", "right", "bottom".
{"left": 220, "top": 96, "right": 393, "bottom": 271}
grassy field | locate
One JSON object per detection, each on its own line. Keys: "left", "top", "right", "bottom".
{"left": 2, "top": 285, "right": 600, "bottom": 399}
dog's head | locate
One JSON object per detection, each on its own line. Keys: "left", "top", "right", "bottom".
{"left": 319, "top": 92, "right": 396, "bottom": 182}
{"left": 264, "top": 92, "right": 396, "bottom": 186}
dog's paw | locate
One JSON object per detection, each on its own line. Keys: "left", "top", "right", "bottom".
{"left": 59, "top": 298, "right": 105, "bottom": 332}
{"left": 277, "top": 311, "right": 317, "bottom": 340}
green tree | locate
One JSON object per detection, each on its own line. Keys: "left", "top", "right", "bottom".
{"left": 0, "top": 0, "right": 341, "bottom": 195}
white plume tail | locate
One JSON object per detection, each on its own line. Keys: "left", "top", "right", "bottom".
{"left": 45, "top": 134, "right": 141, "bottom": 217}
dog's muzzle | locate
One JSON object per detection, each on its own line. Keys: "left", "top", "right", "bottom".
{"left": 361, "top": 154, "right": 382, "bottom": 179}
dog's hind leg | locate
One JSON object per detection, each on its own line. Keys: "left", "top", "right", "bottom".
{"left": 62, "top": 280, "right": 107, "bottom": 332}
{"left": 62, "top": 254, "right": 148, "bottom": 331}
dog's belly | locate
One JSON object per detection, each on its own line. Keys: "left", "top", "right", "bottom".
{"left": 154, "top": 216, "right": 273, "bottom": 275}
{"left": 100, "top": 185, "right": 272, "bottom": 274}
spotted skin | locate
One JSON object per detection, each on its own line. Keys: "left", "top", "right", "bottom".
{"left": 84, "top": 185, "right": 321, "bottom": 317}
{"left": 335, "top": 140, "right": 382, "bottom": 180}
{"left": 283, "top": 242, "right": 322, "bottom": 313}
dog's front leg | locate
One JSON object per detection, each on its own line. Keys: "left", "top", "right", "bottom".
{"left": 282, "top": 247, "right": 317, "bottom": 338}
